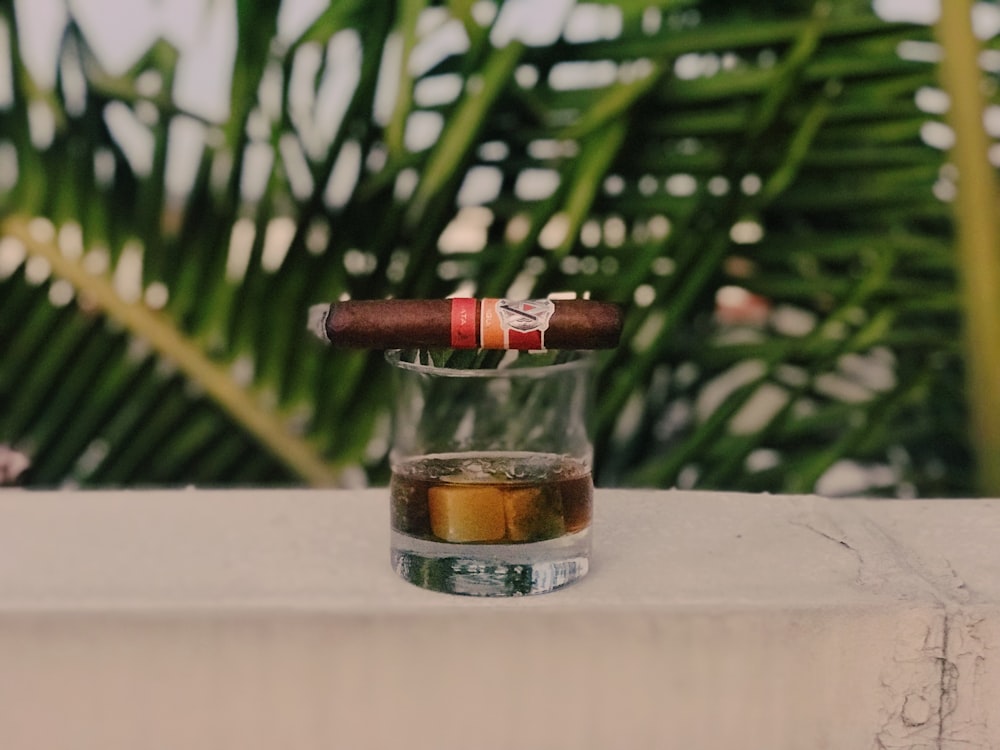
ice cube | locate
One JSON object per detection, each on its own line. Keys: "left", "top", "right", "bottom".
{"left": 504, "top": 486, "right": 566, "bottom": 542}
{"left": 428, "top": 485, "right": 507, "bottom": 542}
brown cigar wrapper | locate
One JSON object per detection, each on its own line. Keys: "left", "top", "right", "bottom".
{"left": 318, "top": 299, "right": 622, "bottom": 350}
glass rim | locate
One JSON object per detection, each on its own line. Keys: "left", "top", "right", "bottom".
{"left": 384, "top": 349, "right": 595, "bottom": 378}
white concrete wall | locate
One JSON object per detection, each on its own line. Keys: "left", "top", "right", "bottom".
{"left": 0, "top": 488, "right": 997, "bottom": 749}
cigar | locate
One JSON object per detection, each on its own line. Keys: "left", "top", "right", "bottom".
{"left": 309, "top": 298, "right": 623, "bottom": 350}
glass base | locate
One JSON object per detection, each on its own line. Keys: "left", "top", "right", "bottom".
{"left": 391, "top": 529, "right": 590, "bottom": 597}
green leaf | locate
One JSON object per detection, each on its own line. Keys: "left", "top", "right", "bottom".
{"left": 0, "top": 0, "right": 987, "bottom": 497}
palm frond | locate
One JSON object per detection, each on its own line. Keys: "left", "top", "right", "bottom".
{"left": 0, "top": 0, "right": 994, "bottom": 496}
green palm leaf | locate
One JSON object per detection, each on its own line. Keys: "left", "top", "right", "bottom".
{"left": 1, "top": 0, "right": 997, "bottom": 496}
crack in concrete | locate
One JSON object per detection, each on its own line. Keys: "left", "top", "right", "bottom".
{"left": 871, "top": 611, "right": 946, "bottom": 749}
{"left": 938, "top": 615, "right": 954, "bottom": 749}
{"left": 800, "top": 524, "right": 856, "bottom": 552}
{"left": 936, "top": 609, "right": 991, "bottom": 748}
{"left": 847, "top": 526, "right": 978, "bottom": 749}
{"left": 792, "top": 508, "right": 989, "bottom": 748}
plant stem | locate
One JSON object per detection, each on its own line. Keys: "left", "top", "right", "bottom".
{"left": 935, "top": 0, "right": 1000, "bottom": 495}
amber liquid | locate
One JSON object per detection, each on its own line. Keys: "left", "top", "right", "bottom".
{"left": 391, "top": 452, "right": 592, "bottom": 545}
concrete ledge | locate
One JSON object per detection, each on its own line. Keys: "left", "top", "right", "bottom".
{"left": 0, "top": 488, "right": 997, "bottom": 749}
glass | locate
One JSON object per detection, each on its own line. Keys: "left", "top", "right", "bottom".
{"left": 385, "top": 349, "right": 595, "bottom": 596}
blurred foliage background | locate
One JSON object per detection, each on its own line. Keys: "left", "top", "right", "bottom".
{"left": 1, "top": 0, "right": 999, "bottom": 495}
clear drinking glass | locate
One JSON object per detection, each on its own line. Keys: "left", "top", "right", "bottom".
{"left": 385, "top": 349, "right": 595, "bottom": 596}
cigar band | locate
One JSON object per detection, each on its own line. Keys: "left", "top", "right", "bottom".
{"left": 450, "top": 298, "right": 478, "bottom": 348}
{"left": 481, "top": 298, "right": 555, "bottom": 350}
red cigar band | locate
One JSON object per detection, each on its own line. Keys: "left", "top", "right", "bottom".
{"left": 450, "top": 298, "right": 478, "bottom": 348}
